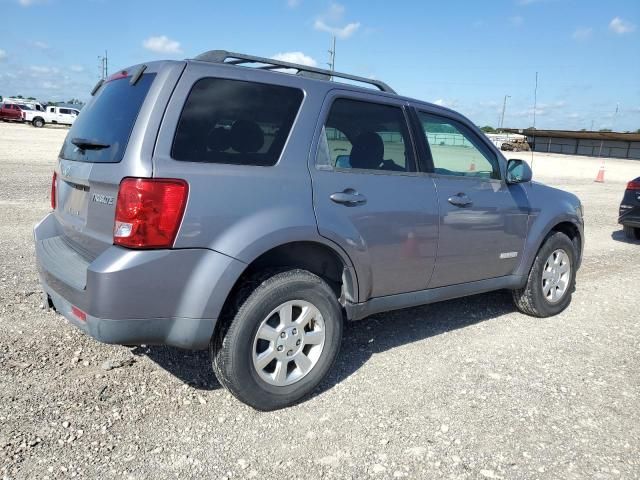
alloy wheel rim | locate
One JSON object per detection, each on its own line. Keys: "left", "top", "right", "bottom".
{"left": 541, "top": 249, "right": 571, "bottom": 304}
{"left": 252, "top": 300, "right": 326, "bottom": 387}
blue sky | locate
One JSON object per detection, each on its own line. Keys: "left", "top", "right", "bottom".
{"left": 1, "top": 0, "right": 638, "bottom": 131}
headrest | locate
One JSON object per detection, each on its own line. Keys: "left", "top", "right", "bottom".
{"left": 349, "top": 131, "right": 384, "bottom": 170}
{"left": 207, "top": 127, "right": 231, "bottom": 152}
{"left": 230, "top": 120, "right": 265, "bottom": 154}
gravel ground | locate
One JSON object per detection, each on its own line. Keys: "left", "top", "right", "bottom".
{"left": 1, "top": 122, "right": 639, "bottom": 480}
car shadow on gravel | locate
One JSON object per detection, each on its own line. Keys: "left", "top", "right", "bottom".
{"left": 316, "top": 289, "right": 515, "bottom": 397}
{"left": 130, "top": 346, "right": 221, "bottom": 390}
{"left": 129, "top": 290, "right": 514, "bottom": 397}
{"left": 611, "top": 229, "right": 640, "bottom": 244}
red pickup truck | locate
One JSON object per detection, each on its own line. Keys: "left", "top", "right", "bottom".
{"left": 0, "top": 103, "right": 25, "bottom": 122}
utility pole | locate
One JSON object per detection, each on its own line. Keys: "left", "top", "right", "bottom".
{"left": 532, "top": 71, "right": 538, "bottom": 129}
{"left": 98, "top": 50, "right": 109, "bottom": 80}
{"left": 327, "top": 35, "right": 336, "bottom": 74}
{"left": 499, "top": 94, "right": 511, "bottom": 130}
{"left": 611, "top": 103, "right": 619, "bottom": 132}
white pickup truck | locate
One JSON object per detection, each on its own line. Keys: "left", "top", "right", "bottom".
{"left": 29, "top": 106, "right": 80, "bottom": 128}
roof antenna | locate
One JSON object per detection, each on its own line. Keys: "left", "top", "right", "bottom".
{"left": 531, "top": 71, "right": 538, "bottom": 177}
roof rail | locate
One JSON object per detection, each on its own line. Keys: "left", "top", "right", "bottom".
{"left": 193, "top": 50, "right": 396, "bottom": 94}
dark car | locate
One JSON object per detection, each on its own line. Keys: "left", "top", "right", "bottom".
{"left": 0, "top": 103, "right": 24, "bottom": 122}
{"left": 619, "top": 177, "right": 640, "bottom": 240}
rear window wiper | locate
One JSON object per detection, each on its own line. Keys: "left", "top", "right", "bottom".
{"left": 71, "top": 138, "right": 110, "bottom": 150}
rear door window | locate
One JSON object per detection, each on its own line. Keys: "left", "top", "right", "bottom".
{"left": 171, "top": 78, "right": 303, "bottom": 166}
{"left": 60, "top": 73, "right": 156, "bottom": 163}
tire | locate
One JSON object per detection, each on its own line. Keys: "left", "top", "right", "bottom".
{"left": 211, "top": 269, "right": 343, "bottom": 410}
{"left": 512, "top": 231, "right": 577, "bottom": 317}
{"left": 623, "top": 225, "right": 640, "bottom": 240}
{"left": 32, "top": 118, "right": 45, "bottom": 128}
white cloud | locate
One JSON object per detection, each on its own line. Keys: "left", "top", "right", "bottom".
{"left": 509, "top": 15, "right": 524, "bottom": 27}
{"left": 432, "top": 99, "right": 458, "bottom": 108}
{"left": 0, "top": 49, "right": 7, "bottom": 61}
{"left": 32, "top": 40, "right": 49, "bottom": 49}
{"left": 18, "top": 0, "right": 48, "bottom": 6}
{"left": 272, "top": 52, "right": 317, "bottom": 67}
{"left": 572, "top": 27, "right": 592, "bottom": 41}
{"left": 41, "top": 80, "right": 60, "bottom": 90}
{"left": 70, "top": 65, "right": 85, "bottom": 73}
{"left": 30, "top": 65, "right": 54, "bottom": 74}
{"left": 609, "top": 17, "right": 635, "bottom": 35}
{"left": 287, "top": 0, "right": 300, "bottom": 7}
{"left": 142, "top": 35, "right": 182, "bottom": 54}
{"left": 314, "top": 3, "right": 361, "bottom": 39}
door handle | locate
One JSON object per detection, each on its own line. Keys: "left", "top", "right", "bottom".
{"left": 330, "top": 189, "right": 367, "bottom": 207}
{"left": 447, "top": 193, "right": 473, "bottom": 207}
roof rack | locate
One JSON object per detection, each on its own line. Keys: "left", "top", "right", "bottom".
{"left": 193, "top": 50, "right": 396, "bottom": 94}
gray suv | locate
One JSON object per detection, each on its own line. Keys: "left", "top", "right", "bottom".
{"left": 34, "top": 50, "right": 584, "bottom": 410}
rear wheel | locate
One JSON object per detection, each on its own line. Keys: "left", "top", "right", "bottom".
{"left": 512, "top": 231, "right": 577, "bottom": 317}
{"left": 32, "top": 117, "right": 45, "bottom": 128}
{"left": 211, "top": 269, "right": 343, "bottom": 410}
{"left": 623, "top": 225, "right": 640, "bottom": 240}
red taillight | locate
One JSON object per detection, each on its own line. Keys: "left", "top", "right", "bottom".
{"left": 113, "top": 178, "right": 188, "bottom": 249}
{"left": 51, "top": 171, "right": 57, "bottom": 210}
{"left": 627, "top": 180, "right": 640, "bottom": 191}
{"left": 71, "top": 306, "right": 86, "bottom": 322}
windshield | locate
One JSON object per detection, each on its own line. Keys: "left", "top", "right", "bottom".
{"left": 18, "top": 104, "right": 33, "bottom": 110}
{"left": 60, "top": 73, "right": 156, "bottom": 163}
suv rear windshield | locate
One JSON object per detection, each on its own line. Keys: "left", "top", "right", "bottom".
{"left": 60, "top": 73, "right": 156, "bottom": 163}
{"left": 171, "top": 78, "right": 303, "bottom": 166}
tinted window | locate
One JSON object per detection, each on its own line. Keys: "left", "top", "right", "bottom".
{"left": 418, "top": 112, "right": 500, "bottom": 179}
{"left": 60, "top": 108, "right": 71, "bottom": 114}
{"left": 60, "top": 73, "right": 156, "bottom": 163}
{"left": 172, "top": 78, "right": 303, "bottom": 166}
{"left": 317, "top": 98, "right": 415, "bottom": 173}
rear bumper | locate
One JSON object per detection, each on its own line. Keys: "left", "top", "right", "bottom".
{"left": 44, "top": 288, "right": 215, "bottom": 349}
{"left": 34, "top": 213, "right": 246, "bottom": 350}
{"left": 618, "top": 206, "right": 640, "bottom": 228}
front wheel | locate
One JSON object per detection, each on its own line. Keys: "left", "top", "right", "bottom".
{"left": 32, "top": 118, "right": 45, "bottom": 128}
{"left": 623, "top": 225, "right": 640, "bottom": 240}
{"left": 211, "top": 269, "right": 343, "bottom": 410}
{"left": 512, "top": 231, "right": 577, "bottom": 317}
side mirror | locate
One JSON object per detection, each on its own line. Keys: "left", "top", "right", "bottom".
{"left": 506, "top": 159, "right": 532, "bottom": 184}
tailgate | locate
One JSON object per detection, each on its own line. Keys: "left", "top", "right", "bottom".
{"left": 51, "top": 61, "right": 186, "bottom": 259}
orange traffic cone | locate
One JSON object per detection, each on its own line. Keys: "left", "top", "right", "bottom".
{"left": 595, "top": 164, "right": 605, "bottom": 183}
{"left": 469, "top": 162, "right": 476, "bottom": 172}
{"left": 401, "top": 232, "right": 420, "bottom": 258}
